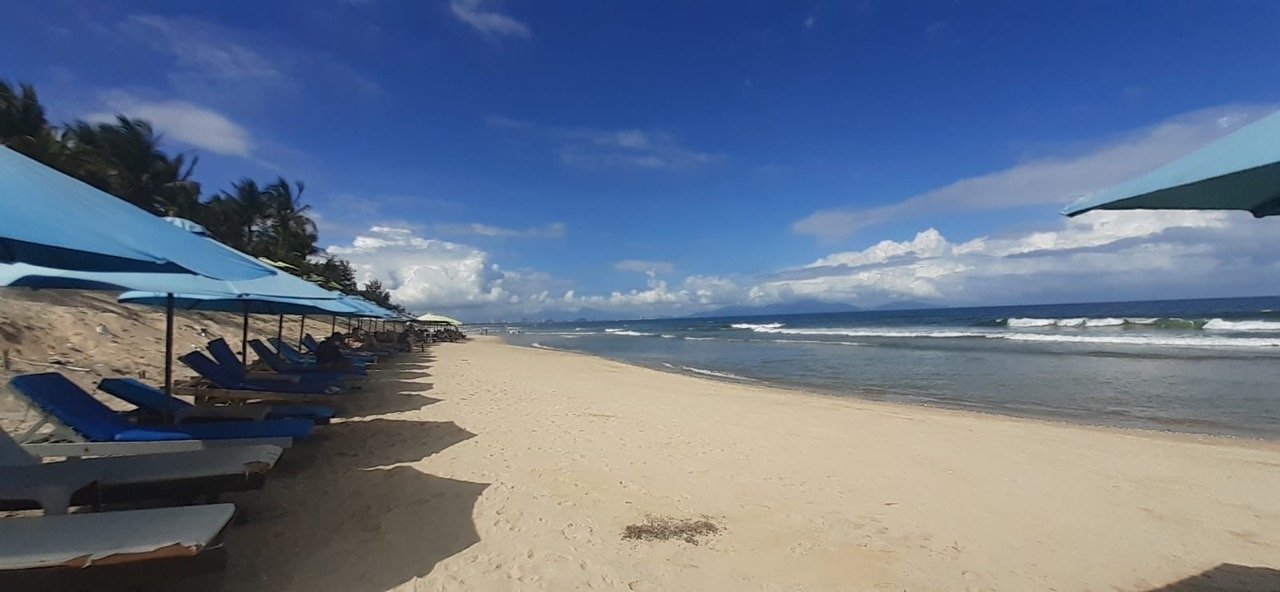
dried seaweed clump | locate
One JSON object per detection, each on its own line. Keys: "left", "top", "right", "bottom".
{"left": 622, "top": 515, "right": 720, "bottom": 545}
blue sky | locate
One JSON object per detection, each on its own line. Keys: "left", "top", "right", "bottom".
{"left": 5, "top": 1, "right": 1280, "bottom": 320}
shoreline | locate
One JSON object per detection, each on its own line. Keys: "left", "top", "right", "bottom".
{"left": 507, "top": 336, "right": 1280, "bottom": 447}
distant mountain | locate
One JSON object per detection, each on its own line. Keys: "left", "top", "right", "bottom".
{"left": 869, "top": 300, "right": 938, "bottom": 311}
{"left": 693, "top": 300, "right": 861, "bottom": 318}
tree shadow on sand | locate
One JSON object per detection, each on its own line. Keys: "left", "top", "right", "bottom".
{"left": 1143, "top": 563, "right": 1280, "bottom": 592}
{"left": 187, "top": 418, "right": 486, "bottom": 592}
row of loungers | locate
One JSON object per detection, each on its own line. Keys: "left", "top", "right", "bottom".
{"left": 0, "top": 334, "right": 402, "bottom": 589}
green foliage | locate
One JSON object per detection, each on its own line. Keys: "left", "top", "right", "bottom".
{"left": 0, "top": 79, "right": 400, "bottom": 310}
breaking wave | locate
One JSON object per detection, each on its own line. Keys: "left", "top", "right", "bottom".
{"left": 731, "top": 322, "right": 784, "bottom": 330}
{"left": 604, "top": 328, "right": 655, "bottom": 337}
{"left": 680, "top": 366, "right": 757, "bottom": 381}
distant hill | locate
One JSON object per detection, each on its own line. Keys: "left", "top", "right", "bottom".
{"left": 869, "top": 300, "right": 938, "bottom": 311}
{"left": 693, "top": 300, "right": 861, "bottom": 318}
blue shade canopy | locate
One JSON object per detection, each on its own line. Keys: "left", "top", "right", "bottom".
{"left": 117, "top": 291, "right": 363, "bottom": 316}
{"left": 1064, "top": 111, "right": 1280, "bottom": 217}
{"left": 341, "top": 296, "right": 397, "bottom": 319}
{"left": 0, "top": 146, "right": 273, "bottom": 278}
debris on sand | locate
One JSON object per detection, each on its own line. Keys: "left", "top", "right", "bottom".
{"left": 623, "top": 515, "right": 720, "bottom": 545}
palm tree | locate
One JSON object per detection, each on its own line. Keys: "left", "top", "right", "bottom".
{"left": 262, "top": 178, "right": 318, "bottom": 265}
{"left": 59, "top": 117, "right": 201, "bottom": 216}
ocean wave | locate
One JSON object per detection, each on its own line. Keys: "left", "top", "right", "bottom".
{"left": 684, "top": 336, "right": 723, "bottom": 341}
{"left": 1007, "top": 317, "right": 1137, "bottom": 328}
{"left": 770, "top": 339, "right": 866, "bottom": 347}
{"left": 1202, "top": 318, "right": 1280, "bottom": 332}
{"left": 660, "top": 334, "right": 676, "bottom": 338}
{"left": 746, "top": 326, "right": 991, "bottom": 338}
{"left": 680, "top": 366, "right": 757, "bottom": 381}
{"left": 731, "top": 322, "right": 784, "bottom": 330}
{"left": 1000, "top": 333, "right": 1280, "bottom": 348}
{"left": 604, "top": 328, "right": 655, "bottom": 337}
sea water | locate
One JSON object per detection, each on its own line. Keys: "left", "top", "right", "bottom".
{"left": 499, "top": 296, "right": 1280, "bottom": 439}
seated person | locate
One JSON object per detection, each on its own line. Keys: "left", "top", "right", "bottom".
{"left": 316, "top": 332, "right": 354, "bottom": 371}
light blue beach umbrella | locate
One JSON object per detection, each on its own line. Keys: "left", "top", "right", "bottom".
{"left": 0, "top": 146, "right": 273, "bottom": 278}
{"left": 1064, "top": 110, "right": 1280, "bottom": 217}
{"left": 118, "top": 291, "right": 363, "bottom": 364}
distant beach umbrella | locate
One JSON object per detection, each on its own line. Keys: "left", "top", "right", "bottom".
{"left": 416, "top": 313, "right": 464, "bottom": 326}
{"left": 1063, "top": 110, "right": 1280, "bottom": 217}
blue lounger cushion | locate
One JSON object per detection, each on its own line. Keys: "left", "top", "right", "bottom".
{"left": 180, "top": 351, "right": 343, "bottom": 395}
{"left": 270, "top": 337, "right": 370, "bottom": 370}
{"left": 302, "top": 334, "right": 378, "bottom": 361}
{"left": 248, "top": 340, "right": 364, "bottom": 379}
{"left": 205, "top": 338, "right": 348, "bottom": 389}
{"left": 97, "top": 378, "right": 335, "bottom": 424}
{"left": 8, "top": 373, "right": 313, "bottom": 441}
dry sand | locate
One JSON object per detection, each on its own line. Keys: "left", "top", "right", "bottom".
{"left": 3, "top": 293, "right": 1280, "bottom": 591}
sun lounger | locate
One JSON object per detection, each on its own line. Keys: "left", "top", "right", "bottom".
{"left": 181, "top": 351, "right": 344, "bottom": 397}
{"left": 270, "top": 337, "right": 372, "bottom": 369}
{"left": 0, "top": 504, "right": 234, "bottom": 589}
{"left": 98, "top": 378, "right": 334, "bottom": 425}
{"left": 249, "top": 339, "right": 365, "bottom": 379}
{"left": 8, "top": 373, "right": 314, "bottom": 443}
{"left": 302, "top": 333, "right": 379, "bottom": 361}
{"left": 0, "top": 431, "right": 280, "bottom": 513}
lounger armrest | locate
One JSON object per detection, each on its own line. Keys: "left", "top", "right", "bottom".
{"left": 174, "top": 406, "right": 272, "bottom": 423}
{"left": 0, "top": 464, "right": 102, "bottom": 514}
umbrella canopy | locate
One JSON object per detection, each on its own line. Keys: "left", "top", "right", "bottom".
{"left": 416, "top": 313, "right": 463, "bottom": 326}
{"left": 117, "top": 291, "right": 363, "bottom": 316}
{"left": 0, "top": 146, "right": 274, "bottom": 279}
{"left": 1064, "top": 110, "right": 1280, "bottom": 217}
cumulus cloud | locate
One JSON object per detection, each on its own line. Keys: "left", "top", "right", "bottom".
{"left": 792, "top": 104, "right": 1276, "bottom": 241}
{"left": 763, "top": 210, "right": 1279, "bottom": 308}
{"left": 325, "top": 210, "right": 1280, "bottom": 321}
{"left": 87, "top": 93, "right": 253, "bottom": 157}
{"left": 450, "top": 0, "right": 531, "bottom": 38}
{"left": 487, "top": 116, "right": 724, "bottom": 170}
{"left": 614, "top": 260, "right": 676, "bottom": 274}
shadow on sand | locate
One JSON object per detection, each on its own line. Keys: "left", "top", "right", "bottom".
{"left": 188, "top": 417, "right": 485, "bottom": 591}
{"left": 1144, "top": 563, "right": 1280, "bottom": 592}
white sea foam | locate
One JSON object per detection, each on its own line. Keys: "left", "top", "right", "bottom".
{"left": 604, "top": 329, "right": 655, "bottom": 337}
{"left": 684, "top": 336, "right": 722, "bottom": 341}
{"left": 661, "top": 334, "right": 676, "bottom": 338}
{"left": 731, "top": 322, "right": 784, "bottom": 330}
{"left": 748, "top": 326, "right": 990, "bottom": 338}
{"left": 1007, "top": 317, "right": 1159, "bottom": 328}
{"left": 1202, "top": 318, "right": 1280, "bottom": 332}
{"left": 680, "top": 366, "right": 757, "bottom": 381}
{"left": 769, "top": 339, "right": 866, "bottom": 347}
{"left": 661, "top": 362, "right": 675, "bottom": 368}
{"left": 1000, "top": 333, "right": 1280, "bottom": 348}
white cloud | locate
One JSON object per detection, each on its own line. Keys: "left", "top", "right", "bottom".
{"left": 324, "top": 210, "right": 1280, "bottom": 321}
{"left": 122, "top": 14, "right": 284, "bottom": 85}
{"left": 436, "top": 222, "right": 566, "bottom": 239}
{"left": 764, "top": 210, "right": 1271, "bottom": 308}
{"left": 614, "top": 260, "right": 676, "bottom": 274}
{"left": 450, "top": 0, "right": 531, "bottom": 38}
{"left": 793, "top": 104, "right": 1277, "bottom": 241}
{"left": 487, "top": 116, "right": 725, "bottom": 170}
{"left": 118, "top": 13, "right": 381, "bottom": 100}
{"left": 87, "top": 93, "right": 253, "bottom": 157}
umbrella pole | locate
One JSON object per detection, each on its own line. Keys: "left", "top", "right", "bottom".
{"left": 277, "top": 314, "right": 284, "bottom": 343}
{"left": 346, "top": 316, "right": 351, "bottom": 331}
{"left": 299, "top": 315, "right": 306, "bottom": 349}
{"left": 331, "top": 315, "right": 336, "bottom": 334}
{"left": 241, "top": 305, "right": 250, "bottom": 366}
{"left": 163, "top": 293, "right": 175, "bottom": 424}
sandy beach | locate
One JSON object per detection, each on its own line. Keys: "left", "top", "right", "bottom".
{"left": 200, "top": 338, "right": 1280, "bottom": 591}
{"left": 3, "top": 294, "right": 1280, "bottom": 590}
